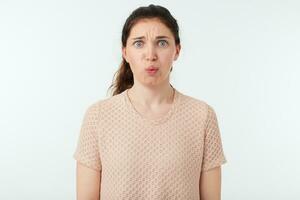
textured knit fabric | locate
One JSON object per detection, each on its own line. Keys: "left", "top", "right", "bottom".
{"left": 73, "top": 87, "right": 227, "bottom": 200}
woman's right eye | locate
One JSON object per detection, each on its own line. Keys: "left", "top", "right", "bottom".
{"left": 133, "top": 41, "right": 143, "bottom": 48}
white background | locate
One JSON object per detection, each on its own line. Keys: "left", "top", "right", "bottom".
{"left": 1, "top": 0, "right": 299, "bottom": 199}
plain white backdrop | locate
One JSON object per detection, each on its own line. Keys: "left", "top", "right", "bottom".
{"left": 1, "top": 0, "right": 299, "bottom": 199}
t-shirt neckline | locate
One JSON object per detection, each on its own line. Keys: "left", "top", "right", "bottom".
{"left": 122, "top": 86, "right": 181, "bottom": 126}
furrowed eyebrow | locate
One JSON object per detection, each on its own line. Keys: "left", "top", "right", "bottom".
{"left": 131, "top": 36, "right": 170, "bottom": 40}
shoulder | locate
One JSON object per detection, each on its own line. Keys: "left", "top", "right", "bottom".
{"left": 84, "top": 91, "right": 124, "bottom": 116}
{"left": 178, "top": 91, "right": 218, "bottom": 123}
{"left": 180, "top": 92, "right": 212, "bottom": 112}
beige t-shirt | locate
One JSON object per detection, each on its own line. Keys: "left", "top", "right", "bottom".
{"left": 73, "top": 87, "right": 227, "bottom": 199}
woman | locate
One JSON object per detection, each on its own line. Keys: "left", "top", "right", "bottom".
{"left": 73, "top": 4, "right": 227, "bottom": 200}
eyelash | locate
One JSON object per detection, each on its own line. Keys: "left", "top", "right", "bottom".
{"left": 133, "top": 40, "right": 168, "bottom": 47}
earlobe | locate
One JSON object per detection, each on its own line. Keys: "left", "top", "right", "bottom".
{"left": 122, "top": 48, "right": 127, "bottom": 61}
{"left": 174, "top": 53, "right": 179, "bottom": 61}
{"left": 174, "top": 45, "right": 181, "bottom": 61}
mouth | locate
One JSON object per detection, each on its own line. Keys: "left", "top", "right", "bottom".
{"left": 145, "top": 66, "right": 158, "bottom": 75}
{"left": 146, "top": 65, "right": 158, "bottom": 70}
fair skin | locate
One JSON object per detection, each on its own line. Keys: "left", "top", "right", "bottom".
{"left": 200, "top": 166, "right": 222, "bottom": 200}
{"left": 76, "top": 163, "right": 101, "bottom": 200}
{"left": 122, "top": 18, "right": 180, "bottom": 115}
{"left": 76, "top": 18, "right": 223, "bottom": 200}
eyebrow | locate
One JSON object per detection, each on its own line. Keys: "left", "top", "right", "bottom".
{"left": 131, "top": 36, "right": 170, "bottom": 40}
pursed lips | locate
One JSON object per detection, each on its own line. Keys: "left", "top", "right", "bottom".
{"left": 145, "top": 65, "right": 158, "bottom": 71}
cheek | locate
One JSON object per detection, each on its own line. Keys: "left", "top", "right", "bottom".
{"left": 161, "top": 51, "right": 175, "bottom": 63}
{"left": 128, "top": 51, "right": 142, "bottom": 65}
{"left": 127, "top": 56, "right": 140, "bottom": 73}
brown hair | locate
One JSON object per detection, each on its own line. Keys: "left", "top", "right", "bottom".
{"left": 107, "top": 4, "right": 181, "bottom": 96}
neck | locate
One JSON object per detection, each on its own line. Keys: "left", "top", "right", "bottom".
{"left": 127, "top": 83, "right": 175, "bottom": 107}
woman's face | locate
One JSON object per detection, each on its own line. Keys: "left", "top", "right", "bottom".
{"left": 122, "top": 18, "right": 181, "bottom": 87}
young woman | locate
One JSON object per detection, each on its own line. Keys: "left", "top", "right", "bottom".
{"left": 73, "top": 4, "right": 227, "bottom": 200}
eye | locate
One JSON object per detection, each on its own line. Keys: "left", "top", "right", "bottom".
{"left": 158, "top": 40, "right": 168, "bottom": 47}
{"left": 133, "top": 40, "right": 143, "bottom": 48}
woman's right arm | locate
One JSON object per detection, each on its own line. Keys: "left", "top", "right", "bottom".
{"left": 76, "top": 162, "right": 101, "bottom": 200}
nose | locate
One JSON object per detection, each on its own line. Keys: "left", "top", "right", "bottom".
{"left": 145, "top": 44, "right": 157, "bottom": 61}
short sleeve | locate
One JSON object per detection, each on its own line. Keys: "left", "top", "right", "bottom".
{"left": 73, "top": 103, "right": 102, "bottom": 171}
{"left": 201, "top": 104, "right": 227, "bottom": 172}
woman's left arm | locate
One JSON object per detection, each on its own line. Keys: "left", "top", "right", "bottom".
{"left": 199, "top": 166, "right": 222, "bottom": 200}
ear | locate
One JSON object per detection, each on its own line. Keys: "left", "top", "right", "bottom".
{"left": 174, "top": 44, "right": 181, "bottom": 61}
{"left": 122, "top": 47, "right": 128, "bottom": 62}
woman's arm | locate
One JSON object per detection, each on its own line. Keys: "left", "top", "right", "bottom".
{"left": 199, "top": 166, "right": 222, "bottom": 200}
{"left": 76, "top": 162, "right": 101, "bottom": 200}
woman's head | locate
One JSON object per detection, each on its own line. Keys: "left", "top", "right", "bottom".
{"left": 108, "top": 4, "right": 181, "bottom": 96}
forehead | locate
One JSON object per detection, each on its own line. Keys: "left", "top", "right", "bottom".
{"left": 129, "top": 18, "right": 173, "bottom": 38}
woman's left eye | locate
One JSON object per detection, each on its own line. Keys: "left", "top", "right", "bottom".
{"left": 158, "top": 40, "right": 168, "bottom": 47}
